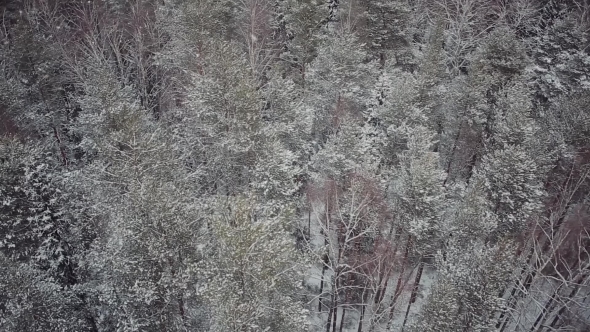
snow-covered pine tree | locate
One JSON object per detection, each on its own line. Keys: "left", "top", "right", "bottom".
{"left": 386, "top": 124, "right": 446, "bottom": 329}
{"left": 274, "top": 0, "right": 329, "bottom": 83}
{"left": 475, "top": 145, "right": 543, "bottom": 238}
{"left": 0, "top": 252, "right": 97, "bottom": 332}
{"left": 439, "top": 25, "right": 531, "bottom": 184}
{"left": 170, "top": 39, "right": 263, "bottom": 196}
{"left": 304, "top": 29, "right": 378, "bottom": 146}
{"left": 358, "top": 0, "right": 415, "bottom": 68}
{"left": 411, "top": 238, "right": 515, "bottom": 332}
{"left": 196, "top": 195, "right": 308, "bottom": 332}
{"left": 391, "top": 125, "right": 446, "bottom": 254}
{"left": 73, "top": 84, "right": 204, "bottom": 330}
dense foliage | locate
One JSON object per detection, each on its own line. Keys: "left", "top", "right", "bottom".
{"left": 1, "top": 0, "right": 590, "bottom": 331}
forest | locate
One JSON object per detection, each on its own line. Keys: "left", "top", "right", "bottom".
{"left": 1, "top": 0, "right": 590, "bottom": 331}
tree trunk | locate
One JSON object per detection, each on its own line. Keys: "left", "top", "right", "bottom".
{"left": 401, "top": 302, "right": 412, "bottom": 332}
{"left": 357, "top": 290, "right": 367, "bottom": 332}
{"left": 530, "top": 284, "right": 563, "bottom": 331}
{"left": 332, "top": 294, "right": 338, "bottom": 332}
{"left": 376, "top": 272, "right": 390, "bottom": 305}
{"left": 326, "top": 305, "right": 333, "bottom": 332}
{"left": 376, "top": 226, "right": 402, "bottom": 304}
{"left": 409, "top": 261, "right": 424, "bottom": 304}
{"left": 338, "top": 307, "right": 346, "bottom": 332}
{"left": 443, "top": 121, "right": 463, "bottom": 186}
{"left": 386, "top": 236, "right": 412, "bottom": 329}
{"left": 308, "top": 209, "right": 312, "bottom": 238}
{"left": 327, "top": 273, "right": 338, "bottom": 332}
{"left": 401, "top": 260, "right": 424, "bottom": 331}
{"left": 374, "top": 266, "right": 386, "bottom": 305}
{"left": 178, "top": 296, "right": 185, "bottom": 320}
{"left": 319, "top": 254, "right": 328, "bottom": 312}
{"left": 52, "top": 126, "right": 68, "bottom": 167}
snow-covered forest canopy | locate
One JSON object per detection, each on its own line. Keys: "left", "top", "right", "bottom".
{"left": 1, "top": 0, "right": 590, "bottom": 331}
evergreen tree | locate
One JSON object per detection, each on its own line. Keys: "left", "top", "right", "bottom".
{"left": 411, "top": 239, "right": 515, "bottom": 332}
{"left": 474, "top": 145, "right": 543, "bottom": 238}
{"left": 196, "top": 195, "right": 308, "bottom": 332}
{"left": 391, "top": 125, "right": 446, "bottom": 255}
{"left": 275, "top": 0, "right": 329, "bottom": 82}
{"left": 304, "top": 30, "right": 377, "bottom": 144}
{"left": 171, "top": 40, "right": 263, "bottom": 195}
{"left": 75, "top": 97, "right": 203, "bottom": 331}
